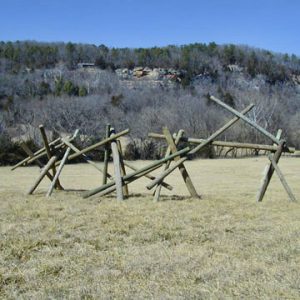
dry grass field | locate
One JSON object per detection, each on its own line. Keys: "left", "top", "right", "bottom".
{"left": 1, "top": 157, "right": 300, "bottom": 299}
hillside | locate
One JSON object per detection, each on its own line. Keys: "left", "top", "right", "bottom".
{"left": 0, "top": 41, "right": 300, "bottom": 164}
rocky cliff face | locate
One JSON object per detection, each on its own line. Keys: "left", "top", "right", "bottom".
{"left": 114, "top": 67, "right": 184, "bottom": 88}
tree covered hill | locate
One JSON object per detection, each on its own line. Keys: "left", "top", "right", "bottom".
{"left": 0, "top": 41, "right": 300, "bottom": 164}
{"left": 1, "top": 41, "right": 300, "bottom": 84}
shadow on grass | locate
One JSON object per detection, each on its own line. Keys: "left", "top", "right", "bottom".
{"left": 101, "top": 193, "right": 191, "bottom": 202}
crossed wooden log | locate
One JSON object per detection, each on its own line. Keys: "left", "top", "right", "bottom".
{"left": 12, "top": 95, "right": 297, "bottom": 203}
{"left": 148, "top": 96, "right": 296, "bottom": 202}
{"left": 12, "top": 125, "right": 174, "bottom": 198}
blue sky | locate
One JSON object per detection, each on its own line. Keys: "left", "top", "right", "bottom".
{"left": 1, "top": 0, "right": 300, "bottom": 55}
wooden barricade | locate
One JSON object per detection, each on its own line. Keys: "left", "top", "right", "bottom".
{"left": 12, "top": 95, "right": 297, "bottom": 204}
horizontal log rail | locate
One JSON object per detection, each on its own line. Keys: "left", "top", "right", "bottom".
{"left": 148, "top": 133, "right": 295, "bottom": 153}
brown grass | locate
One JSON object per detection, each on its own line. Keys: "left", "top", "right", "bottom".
{"left": 1, "top": 157, "right": 300, "bottom": 299}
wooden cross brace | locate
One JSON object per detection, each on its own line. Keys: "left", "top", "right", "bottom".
{"left": 209, "top": 95, "right": 281, "bottom": 145}
{"left": 82, "top": 147, "right": 190, "bottom": 199}
{"left": 268, "top": 154, "right": 297, "bottom": 202}
{"left": 12, "top": 131, "right": 79, "bottom": 171}
{"left": 149, "top": 127, "right": 199, "bottom": 201}
{"left": 26, "top": 128, "right": 79, "bottom": 196}
{"left": 146, "top": 104, "right": 255, "bottom": 199}
{"left": 256, "top": 129, "right": 296, "bottom": 202}
{"left": 109, "top": 127, "right": 127, "bottom": 201}
{"left": 39, "top": 125, "right": 64, "bottom": 190}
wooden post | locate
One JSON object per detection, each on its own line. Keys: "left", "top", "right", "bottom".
{"left": 12, "top": 137, "right": 62, "bottom": 170}
{"left": 268, "top": 154, "right": 297, "bottom": 202}
{"left": 46, "top": 130, "right": 79, "bottom": 197}
{"left": 103, "top": 124, "right": 111, "bottom": 185}
{"left": 24, "top": 132, "right": 78, "bottom": 166}
{"left": 39, "top": 125, "right": 63, "bottom": 190}
{"left": 189, "top": 103, "right": 255, "bottom": 155}
{"left": 162, "top": 127, "right": 199, "bottom": 198}
{"left": 82, "top": 147, "right": 190, "bottom": 199}
{"left": 117, "top": 140, "right": 129, "bottom": 196}
{"left": 46, "top": 148, "right": 71, "bottom": 197}
{"left": 256, "top": 140, "right": 285, "bottom": 202}
{"left": 256, "top": 129, "right": 282, "bottom": 202}
{"left": 20, "top": 142, "right": 54, "bottom": 182}
{"left": 110, "top": 128, "right": 123, "bottom": 201}
{"left": 153, "top": 129, "right": 184, "bottom": 202}
{"left": 209, "top": 96, "right": 280, "bottom": 145}
{"left": 27, "top": 156, "right": 57, "bottom": 195}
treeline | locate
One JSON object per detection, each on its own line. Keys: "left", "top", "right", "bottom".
{"left": 1, "top": 69, "right": 300, "bottom": 164}
{"left": 1, "top": 41, "right": 300, "bottom": 84}
{"left": 1, "top": 40, "right": 300, "bottom": 165}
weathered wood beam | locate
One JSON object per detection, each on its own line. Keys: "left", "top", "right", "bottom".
{"left": 61, "top": 138, "right": 113, "bottom": 179}
{"left": 27, "top": 156, "right": 57, "bottom": 195}
{"left": 153, "top": 129, "right": 184, "bottom": 202}
{"left": 148, "top": 134, "right": 295, "bottom": 153}
{"left": 110, "top": 128, "right": 124, "bottom": 201}
{"left": 163, "top": 127, "right": 199, "bottom": 197}
{"left": 20, "top": 142, "right": 54, "bottom": 182}
{"left": 123, "top": 161, "right": 173, "bottom": 191}
{"left": 66, "top": 128, "right": 130, "bottom": 162}
{"left": 82, "top": 147, "right": 190, "bottom": 199}
{"left": 189, "top": 103, "right": 255, "bottom": 155}
{"left": 39, "top": 125, "right": 63, "bottom": 190}
{"left": 94, "top": 163, "right": 168, "bottom": 198}
{"left": 46, "top": 130, "right": 79, "bottom": 197}
{"left": 46, "top": 148, "right": 71, "bottom": 197}
{"left": 256, "top": 129, "right": 282, "bottom": 202}
{"left": 146, "top": 157, "right": 187, "bottom": 190}
{"left": 117, "top": 139, "right": 129, "bottom": 196}
{"left": 256, "top": 140, "right": 285, "bottom": 202}
{"left": 268, "top": 154, "right": 297, "bottom": 202}
{"left": 12, "top": 137, "right": 62, "bottom": 170}
{"left": 102, "top": 124, "right": 111, "bottom": 185}
{"left": 209, "top": 95, "right": 280, "bottom": 145}
{"left": 25, "top": 132, "right": 78, "bottom": 166}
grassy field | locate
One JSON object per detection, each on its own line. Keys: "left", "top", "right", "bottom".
{"left": 1, "top": 157, "right": 300, "bottom": 299}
